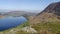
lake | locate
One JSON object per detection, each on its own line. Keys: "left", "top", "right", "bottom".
{"left": 0, "top": 16, "right": 27, "bottom": 31}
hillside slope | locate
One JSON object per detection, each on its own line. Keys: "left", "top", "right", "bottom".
{"left": 27, "top": 2, "right": 60, "bottom": 34}
{"left": 30, "top": 2, "right": 60, "bottom": 24}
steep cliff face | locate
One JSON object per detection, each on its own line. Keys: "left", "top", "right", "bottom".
{"left": 38, "top": 2, "right": 60, "bottom": 15}
{"left": 30, "top": 2, "right": 60, "bottom": 24}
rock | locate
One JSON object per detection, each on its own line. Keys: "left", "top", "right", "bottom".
{"left": 21, "top": 26, "right": 37, "bottom": 33}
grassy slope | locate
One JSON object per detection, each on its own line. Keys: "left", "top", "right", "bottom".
{"left": 31, "top": 18, "right": 60, "bottom": 34}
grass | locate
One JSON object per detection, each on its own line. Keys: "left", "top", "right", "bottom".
{"left": 16, "top": 21, "right": 30, "bottom": 28}
{"left": 31, "top": 18, "right": 60, "bottom": 34}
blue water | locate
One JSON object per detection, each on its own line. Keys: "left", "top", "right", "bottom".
{"left": 0, "top": 16, "right": 27, "bottom": 31}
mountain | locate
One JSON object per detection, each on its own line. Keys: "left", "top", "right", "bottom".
{"left": 2, "top": 11, "right": 37, "bottom": 17}
{"left": 30, "top": 2, "right": 60, "bottom": 24}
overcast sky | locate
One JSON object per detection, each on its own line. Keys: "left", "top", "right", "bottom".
{"left": 0, "top": 0, "right": 60, "bottom": 12}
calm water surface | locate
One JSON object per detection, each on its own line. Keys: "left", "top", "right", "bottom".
{"left": 0, "top": 16, "right": 27, "bottom": 31}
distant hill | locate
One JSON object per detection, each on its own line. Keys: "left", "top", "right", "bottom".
{"left": 1, "top": 11, "right": 37, "bottom": 17}
{"left": 30, "top": 2, "right": 60, "bottom": 24}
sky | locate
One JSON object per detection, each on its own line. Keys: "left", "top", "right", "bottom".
{"left": 0, "top": 0, "right": 60, "bottom": 12}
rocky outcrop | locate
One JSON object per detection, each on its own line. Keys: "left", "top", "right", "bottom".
{"left": 21, "top": 26, "right": 37, "bottom": 33}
